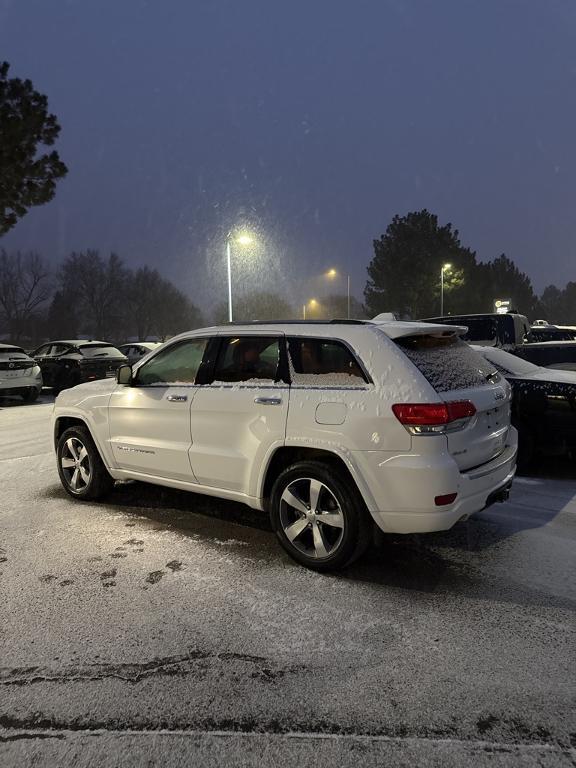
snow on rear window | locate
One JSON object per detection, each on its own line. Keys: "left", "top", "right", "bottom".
{"left": 396, "top": 335, "right": 500, "bottom": 392}
{"left": 290, "top": 371, "right": 367, "bottom": 387}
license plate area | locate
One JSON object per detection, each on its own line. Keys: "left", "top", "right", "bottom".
{"left": 483, "top": 404, "right": 508, "bottom": 430}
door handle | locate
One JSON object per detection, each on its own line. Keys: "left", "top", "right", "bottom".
{"left": 254, "top": 396, "right": 282, "bottom": 405}
{"left": 167, "top": 394, "right": 188, "bottom": 402}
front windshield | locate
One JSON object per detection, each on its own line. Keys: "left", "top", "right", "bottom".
{"left": 479, "top": 346, "right": 539, "bottom": 376}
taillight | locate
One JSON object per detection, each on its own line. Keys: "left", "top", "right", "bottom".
{"left": 392, "top": 401, "right": 476, "bottom": 434}
{"left": 434, "top": 492, "right": 458, "bottom": 506}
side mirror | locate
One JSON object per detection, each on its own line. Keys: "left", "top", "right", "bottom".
{"left": 116, "top": 365, "right": 133, "bottom": 385}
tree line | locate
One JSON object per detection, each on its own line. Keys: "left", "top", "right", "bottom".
{"left": 0, "top": 248, "right": 364, "bottom": 344}
{"left": 2, "top": 210, "right": 574, "bottom": 345}
{"left": 0, "top": 249, "right": 203, "bottom": 343}
{"left": 364, "top": 209, "right": 572, "bottom": 323}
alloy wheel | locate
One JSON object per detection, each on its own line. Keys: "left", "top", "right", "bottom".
{"left": 60, "top": 437, "right": 91, "bottom": 492}
{"left": 279, "top": 477, "right": 345, "bottom": 560}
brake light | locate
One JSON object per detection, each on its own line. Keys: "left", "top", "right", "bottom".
{"left": 435, "top": 493, "right": 458, "bottom": 506}
{"left": 392, "top": 401, "right": 476, "bottom": 434}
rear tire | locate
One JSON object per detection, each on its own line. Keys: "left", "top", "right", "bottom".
{"left": 57, "top": 425, "right": 115, "bottom": 501}
{"left": 269, "top": 460, "right": 371, "bottom": 571}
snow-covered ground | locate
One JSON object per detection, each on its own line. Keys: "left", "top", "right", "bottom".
{"left": 1, "top": 396, "right": 575, "bottom": 767}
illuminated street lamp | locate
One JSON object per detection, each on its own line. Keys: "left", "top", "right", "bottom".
{"left": 326, "top": 268, "right": 351, "bottom": 319}
{"left": 226, "top": 231, "right": 254, "bottom": 322}
{"left": 440, "top": 263, "right": 451, "bottom": 316}
{"left": 303, "top": 298, "right": 318, "bottom": 320}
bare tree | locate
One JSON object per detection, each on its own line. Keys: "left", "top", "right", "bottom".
{"left": 0, "top": 249, "right": 52, "bottom": 340}
{"left": 58, "top": 250, "right": 128, "bottom": 340}
{"left": 125, "top": 266, "right": 203, "bottom": 341}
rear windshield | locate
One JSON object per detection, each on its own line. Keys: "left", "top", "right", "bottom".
{"left": 396, "top": 335, "right": 500, "bottom": 392}
{"left": 79, "top": 345, "right": 124, "bottom": 358}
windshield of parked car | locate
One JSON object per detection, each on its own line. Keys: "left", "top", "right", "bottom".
{"left": 477, "top": 346, "right": 540, "bottom": 376}
{"left": 79, "top": 345, "right": 125, "bottom": 358}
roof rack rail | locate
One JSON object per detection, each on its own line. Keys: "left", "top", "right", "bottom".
{"left": 329, "top": 319, "right": 367, "bottom": 325}
{"left": 224, "top": 319, "right": 368, "bottom": 325}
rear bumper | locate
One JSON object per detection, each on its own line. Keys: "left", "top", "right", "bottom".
{"left": 353, "top": 427, "right": 518, "bottom": 534}
{"left": 0, "top": 379, "right": 42, "bottom": 396}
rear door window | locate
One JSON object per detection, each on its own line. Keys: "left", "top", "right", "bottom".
{"left": 396, "top": 335, "right": 500, "bottom": 392}
{"left": 287, "top": 338, "right": 368, "bottom": 386}
{"left": 213, "top": 337, "right": 280, "bottom": 383}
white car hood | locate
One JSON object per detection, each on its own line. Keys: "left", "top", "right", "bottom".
{"left": 55, "top": 377, "right": 118, "bottom": 404}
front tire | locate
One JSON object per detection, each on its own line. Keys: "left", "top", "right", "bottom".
{"left": 269, "top": 460, "right": 371, "bottom": 571}
{"left": 57, "top": 426, "right": 115, "bottom": 500}
{"left": 21, "top": 387, "right": 39, "bottom": 403}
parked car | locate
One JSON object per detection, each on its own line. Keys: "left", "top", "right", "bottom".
{"left": 423, "top": 312, "right": 531, "bottom": 349}
{"left": 473, "top": 345, "right": 576, "bottom": 467}
{"left": 514, "top": 340, "right": 576, "bottom": 372}
{"left": 52, "top": 320, "right": 517, "bottom": 570}
{"left": 0, "top": 344, "right": 43, "bottom": 402}
{"left": 32, "top": 340, "right": 128, "bottom": 393}
{"left": 118, "top": 342, "right": 162, "bottom": 364}
{"left": 528, "top": 325, "right": 576, "bottom": 343}
{"left": 423, "top": 312, "right": 576, "bottom": 370}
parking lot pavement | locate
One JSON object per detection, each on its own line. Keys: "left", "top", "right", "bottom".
{"left": 1, "top": 401, "right": 575, "bottom": 766}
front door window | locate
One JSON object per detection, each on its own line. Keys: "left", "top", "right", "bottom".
{"left": 136, "top": 338, "right": 208, "bottom": 386}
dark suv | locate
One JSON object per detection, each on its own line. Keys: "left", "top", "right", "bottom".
{"left": 32, "top": 340, "right": 128, "bottom": 393}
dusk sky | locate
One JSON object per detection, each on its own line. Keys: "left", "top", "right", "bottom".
{"left": 1, "top": 0, "right": 576, "bottom": 311}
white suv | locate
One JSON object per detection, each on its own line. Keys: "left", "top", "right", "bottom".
{"left": 52, "top": 320, "right": 517, "bottom": 570}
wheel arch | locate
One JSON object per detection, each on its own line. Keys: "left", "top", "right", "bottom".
{"left": 53, "top": 415, "right": 110, "bottom": 470}
{"left": 260, "top": 445, "right": 376, "bottom": 512}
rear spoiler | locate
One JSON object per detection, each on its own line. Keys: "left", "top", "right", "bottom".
{"left": 369, "top": 319, "right": 468, "bottom": 340}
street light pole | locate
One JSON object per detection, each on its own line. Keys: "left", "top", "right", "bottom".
{"left": 347, "top": 274, "right": 350, "bottom": 319}
{"left": 440, "top": 263, "right": 451, "bottom": 316}
{"left": 225, "top": 231, "right": 254, "bottom": 323}
{"left": 440, "top": 266, "right": 444, "bottom": 316}
{"left": 326, "top": 268, "right": 351, "bottom": 319}
{"left": 226, "top": 237, "right": 233, "bottom": 323}
{"left": 303, "top": 303, "right": 306, "bottom": 320}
